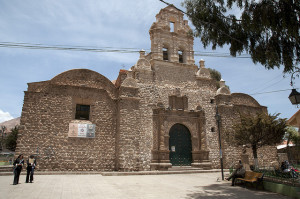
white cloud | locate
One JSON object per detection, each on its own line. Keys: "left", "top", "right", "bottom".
{"left": 0, "top": 109, "right": 14, "bottom": 123}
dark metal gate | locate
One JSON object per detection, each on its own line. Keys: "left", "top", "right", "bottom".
{"left": 169, "top": 124, "right": 192, "bottom": 166}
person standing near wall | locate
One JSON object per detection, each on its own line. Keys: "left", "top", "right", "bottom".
{"left": 26, "top": 155, "right": 36, "bottom": 183}
{"left": 13, "top": 154, "right": 24, "bottom": 185}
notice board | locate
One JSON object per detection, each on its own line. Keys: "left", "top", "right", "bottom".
{"left": 68, "top": 123, "right": 95, "bottom": 138}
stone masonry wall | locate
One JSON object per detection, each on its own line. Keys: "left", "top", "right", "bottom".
{"left": 215, "top": 101, "right": 278, "bottom": 169}
{"left": 116, "top": 97, "right": 143, "bottom": 171}
{"left": 17, "top": 85, "right": 117, "bottom": 171}
{"left": 130, "top": 59, "right": 220, "bottom": 169}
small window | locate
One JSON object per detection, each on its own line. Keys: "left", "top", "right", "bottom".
{"left": 211, "top": 127, "right": 215, "bottom": 132}
{"left": 163, "top": 48, "right": 168, "bottom": 61}
{"left": 178, "top": 50, "right": 183, "bottom": 63}
{"left": 75, "top": 104, "right": 90, "bottom": 120}
{"left": 170, "top": 22, "right": 174, "bottom": 32}
{"left": 210, "top": 99, "right": 214, "bottom": 104}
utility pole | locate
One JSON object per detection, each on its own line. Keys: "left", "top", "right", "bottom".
{"left": 215, "top": 105, "right": 224, "bottom": 180}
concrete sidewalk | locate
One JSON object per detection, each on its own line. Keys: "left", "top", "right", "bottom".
{"left": 0, "top": 173, "right": 290, "bottom": 199}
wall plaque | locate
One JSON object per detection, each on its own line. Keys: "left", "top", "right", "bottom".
{"left": 171, "top": 146, "right": 176, "bottom": 152}
{"left": 68, "top": 123, "right": 95, "bottom": 138}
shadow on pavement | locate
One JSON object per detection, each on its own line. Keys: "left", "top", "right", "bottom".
{"left": 185, "top": 183, "right": 289, "bottom": 199}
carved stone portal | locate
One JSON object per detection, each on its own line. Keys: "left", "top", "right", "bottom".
{"left": 150, "top": 108, "right": 212, "bottom": 170}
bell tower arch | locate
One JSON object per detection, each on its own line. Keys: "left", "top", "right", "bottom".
{"left": 149, "top": 5, "right": 195, "bottom": 65}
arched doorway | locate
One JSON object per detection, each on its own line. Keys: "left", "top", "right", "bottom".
{"left": 169, "top": 123, "right": 192, "bottom": 166}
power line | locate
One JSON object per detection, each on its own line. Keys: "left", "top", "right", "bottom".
{"left": 0, "top": 42, "right": 141, "bottom": 53}
{"left": 0, "top": 41, "right": 252, "bottom": 58}
{"left": 194, "top": 53, "right": 250, "bottom": 58}
{"left": 251, "top": 76, "right": 286, "bottom": 93}
{"left": 248, "top": 73, "right": 284, "bottom": 93}
{"left": 249, "top": 88, "right": 298, "bottom": 96}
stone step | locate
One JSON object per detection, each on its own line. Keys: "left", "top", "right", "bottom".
{"left": 168, "top": 166, "right": 204, "bottom": 171}
{"left": 0, "top": 172, "right": 12, "bottom": 176}
{"left": 0, "top": 165, "right": 13, "bottom": 172}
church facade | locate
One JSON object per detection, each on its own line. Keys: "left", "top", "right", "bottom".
{"left": 16, "top": 6, "right": 277, "bottom": 171}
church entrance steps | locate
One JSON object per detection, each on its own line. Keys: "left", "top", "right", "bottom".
{"left": 96, "top": 169, "right": 229, "bottom": 176}
{"left": 168, "top": 166, "right": 204, "bottom": 171}
{"left": 0, "top": 165, "right": 13, "bottom": 172}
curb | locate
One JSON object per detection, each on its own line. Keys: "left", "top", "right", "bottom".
{"left": 0, "top": 169, "right": 229, "bottom": 176}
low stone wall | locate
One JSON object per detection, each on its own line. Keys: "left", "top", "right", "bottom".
{"left": 263, "top": 180, "right": 300, "bottom": 199}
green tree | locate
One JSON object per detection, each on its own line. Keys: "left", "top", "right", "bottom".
{"left": 208, "top": 68, "right": 221, "bottom": 81}
{"left": 5, "top": 126, "right": 18, "bottom": 151}
{"left": 230, "top": 113, "right": 287, "bottom": 168}
{"left": 285, "top": 126, "right": 300, "bottom": 146}
{"left": 183, "top": 0, "right": 300, "bottom": 73}
{"left": 0, "top": 126, "right": 7, "bottom": 151}
{"left": 284, "top": 126, "right": 300, "bottom": 160}
{"left": 208, "top": 68, "right": 222, "bottom": 88}
{"left": 208, "top": 68, "right": 230, "bottom": 89}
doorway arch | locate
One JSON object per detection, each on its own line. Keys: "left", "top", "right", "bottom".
{"left": 169, "top": 123, "right": 192, "bottom": 166}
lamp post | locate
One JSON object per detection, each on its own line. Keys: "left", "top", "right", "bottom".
{"left": 289, "top": 89, "right": 300, "bottom": 105}
{"left": 215, "top": 105, "right": 224, "bottom": 180}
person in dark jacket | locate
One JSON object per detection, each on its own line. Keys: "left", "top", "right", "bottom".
{"left": 13, "top": 154, "right": 24, "bottom": 185}
{"left": 26, "top": 155, "right": 36, "bottom": 183}
{"left": 226, "top": 160, "right": 246, "bottom": 186}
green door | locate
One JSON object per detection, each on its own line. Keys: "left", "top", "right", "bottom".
{"left": 169, "top": 124, "right": 192, "bottom": 166}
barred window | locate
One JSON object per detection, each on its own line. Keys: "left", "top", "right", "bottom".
{"left": 75, "top": 104, "right": 90, "bottom": 120}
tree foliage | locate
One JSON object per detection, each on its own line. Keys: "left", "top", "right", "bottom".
{"left": 285, "top": 126, "right": 300, "bottom": 146}
{"left": 208, "top": 68, "right": 230, "bottom": 89}
{"left": 208, "top": 68, "right": 221, "bottom": 81}
{"left": 5, "top": 126, "right": 18, "bottom": 151}
{"left": 0, "top": 126, "right": 7, "bottom": 151}
{"left": 208, "top": 68, "right": 222, "bottom": 89}
{"left": 183, "top": 0, "right": 300, "bottom": 73}
{"left": 229, "top": 112, "right": 286, "bottom": 167}
{"left": 283, "top": 126, "right": 300, "bottom": 161}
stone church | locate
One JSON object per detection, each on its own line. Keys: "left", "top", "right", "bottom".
{"left": 16, "top": 6, "right": 277, "bottom": 171}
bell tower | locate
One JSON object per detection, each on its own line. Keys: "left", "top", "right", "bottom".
{"left": 149, "top": 5, "right": 195, "bottom": 65}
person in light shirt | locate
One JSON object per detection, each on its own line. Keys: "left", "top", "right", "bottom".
{"left": 26, "top": 155, "right": 37, "bottom": 183}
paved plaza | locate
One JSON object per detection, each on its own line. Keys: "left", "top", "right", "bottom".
{"left": 0, "top": 172, "right": 290, "bottom": 199}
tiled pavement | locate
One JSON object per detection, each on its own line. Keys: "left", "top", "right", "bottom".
{"left": 0, "top": 172, "right": 290, "bottom": 199}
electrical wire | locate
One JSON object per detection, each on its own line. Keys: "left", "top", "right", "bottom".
{"left": 0, "top": 41, "right": 251, "bottom": 58}
{"left": 248, "top": 73, "right": 284, "bottom": 93}
{"left": 248, "top": 75, "right": 286, "bottom": 94}
{"left": 249, "top": 88, "right": 299, "bottom": 96}
{"left": 0, "top": 42, "right": 141, "bottom": 53}
{"left": 254, "top": 77, "right": 286, "bottom": 93}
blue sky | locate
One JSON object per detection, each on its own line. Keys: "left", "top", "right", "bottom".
{"left": 0, "top": 0, "right": 299, "bottom": 123}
